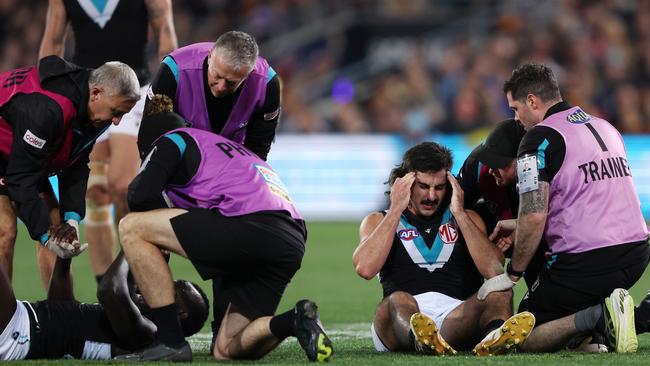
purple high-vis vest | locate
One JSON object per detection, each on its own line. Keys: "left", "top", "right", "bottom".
{"left": 163, "top": 128, "right": 303, "bottom": 222}
{"left": 539, "top": 106, "right": 648, "bottom": 254}
{"left": 169, "top": 43, "right": 269, "bottom": 144}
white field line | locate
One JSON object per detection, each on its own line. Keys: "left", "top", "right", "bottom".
{"left": 188, "top": 323, "right": 371, "bottom": 351}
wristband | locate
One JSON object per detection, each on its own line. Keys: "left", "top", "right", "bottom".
{"left": 506, "top": 261, "right": 525, "bottom": 277}
{"left": 39, "top": 233, "right": 49, "bottom": 246}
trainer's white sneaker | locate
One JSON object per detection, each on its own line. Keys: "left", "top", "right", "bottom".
{"left": 409, "top": 313, "right": 456, "bottom": 355}
{"left": 600, "top": 288, "right": 637, "bottom": 353}
{"left": 473, "top": 311, "right": 535, "bottom": 356}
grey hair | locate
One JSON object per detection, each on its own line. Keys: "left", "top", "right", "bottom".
{"left": 89, "top": 61, "right": 140, "bottom": 101}
{"left": 211, "top": 31, "right": 259, "bottom": 72}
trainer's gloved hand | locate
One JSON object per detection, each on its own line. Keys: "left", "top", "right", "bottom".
{"left": 45, "top": 220, "right": 88, "bottom": 258}
{"left": 43, "top": 235, "right": 88, "bottom": 259}
{"left": 477, "top": 273, "right": 517, "bottom": 301}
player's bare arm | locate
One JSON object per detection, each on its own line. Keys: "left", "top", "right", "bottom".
{"left": 145, "top": 0, "right": 178, "bottom": 61}
{"left": 353, "top": 172, "right": 415, "bottom": 280}
{"left": 39, "top": 0, "right": 69, "bottom": 59}
{"left": 46, "top": 257, "right": 74, "bottom": 301}
{"left": 510, "top": 181, "right": 548, "bottom": 281}
{"left": 447, "top": 172, "right": 504, "bottom": 278}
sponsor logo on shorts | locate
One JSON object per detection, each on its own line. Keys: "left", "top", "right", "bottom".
{"left": 0, "top": 177, "right": 5, "bottom": 187}
{"left": 398, "top": 229, "right": 420, "bottom": 240}
{"left": 11, "top": 331, "right": 29, "bottom": 345}
{"left": 23, "top": 130, "right": 46, "bottom": 149}
{"left": 438, "top": 223, "right": 458, "bottom": 244}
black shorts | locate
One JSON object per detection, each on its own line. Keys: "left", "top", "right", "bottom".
{"left": 0, "top": 159, "right": 55, "bottom": 197}
{"left": 170, "top": 209, "right": 306, "bottom": 321}
{"left": 519, "top": 240, "right": 650, "bottom": 325}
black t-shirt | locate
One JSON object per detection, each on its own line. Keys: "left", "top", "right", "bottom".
{"left": 147, "top": 58, "right": 281, "bottom": 160}
{"left": 128, "top": 131, "right": 200, "bottom": 211}
{"left": 517, "top": 102, "right": 570, "bottom": 183}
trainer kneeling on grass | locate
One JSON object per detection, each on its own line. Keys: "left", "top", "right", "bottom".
{"left": 478, "top": 64, "right": 650, "bottom": 353}
{"left": 116, "top": 94, "right": 333, "bottom": 362}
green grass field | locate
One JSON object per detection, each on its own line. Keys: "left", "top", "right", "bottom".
{"left": 9, "top": 221, "right": 650, "bottom": 365}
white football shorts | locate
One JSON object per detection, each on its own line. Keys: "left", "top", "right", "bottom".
{"left": 371, "top": 291, "right": 463, "bottom": 352}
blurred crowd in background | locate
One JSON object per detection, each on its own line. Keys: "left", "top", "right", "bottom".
{"left": 2, "top": 0, "right": 650, "bottom": 136}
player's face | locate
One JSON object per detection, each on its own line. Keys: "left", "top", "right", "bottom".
{"left": 207, "top": 53, "right": 251, "bottom": 98}
{"left": 87, "top": 88, "right": 136, "bottom": 128}
{"left": 506, "top": 91, "right": 540, "bottom": 131}
{"left": 489, "top": 159, "right": 517, "bottom": 187}
{"left": 408, "top": 170, "right": 447, "bottom": 217}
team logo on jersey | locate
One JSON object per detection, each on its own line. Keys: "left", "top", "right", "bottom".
{"left": 255, "top": 164, "right": 293, "bottom": 203}
{"left": 398, "top": 229, "right": 420, "bottom": 240}
{"left": 438, "top": 222, "right": 458, "bottom": 244}
{"left": 78, "top": 0, "right": 120, "bottom": 29}
{"left": 566, "top": 108, "right": 592, "bottom": 124}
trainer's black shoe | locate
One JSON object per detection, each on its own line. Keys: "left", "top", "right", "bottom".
{"left": 113, "top": 340, "right": 192, "bottom": 362}
{"left": 293, "top": 299, "right": 333, "bottom": 362}
{"left": 635, "top": 290, "right": 650, "bottom": 334}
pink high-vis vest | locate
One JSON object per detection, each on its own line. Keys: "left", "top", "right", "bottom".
{"left": 539, "top": 106, "right": 648, "bottom": 254}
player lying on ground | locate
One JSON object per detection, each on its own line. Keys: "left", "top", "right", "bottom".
{"left": 0, "top": 251, "right": 208, "bottom": 360}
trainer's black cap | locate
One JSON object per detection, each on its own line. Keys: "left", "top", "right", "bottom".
{"left": 137, "top": 112, "right": 188, "bottom": 158}
{"left": 474, "top": 119, "right": 526, "bottom": 169}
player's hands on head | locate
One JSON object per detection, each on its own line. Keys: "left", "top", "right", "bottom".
{"left": 446, "top": 171, "right": 464, "bottom": 216}
{"left": 390, "top": 172, "right": 415, "bottom": 212}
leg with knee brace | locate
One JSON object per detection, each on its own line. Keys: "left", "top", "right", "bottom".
{"left": 86, "top": 162, "right": 114, "bottom": 227}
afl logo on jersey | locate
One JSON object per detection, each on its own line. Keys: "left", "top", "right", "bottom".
{"left": 398, "top": 229, "right": 420, "bottom": 240}
{"left": 438, "top": 223, "right": 458, "bottom": 244}
{"left": 566, "top": 108, "right": 592, "bottom": 124}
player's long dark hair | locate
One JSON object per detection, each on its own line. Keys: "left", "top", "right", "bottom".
{"left": 387, "top": 142, "right": 453, "bottom": 187}
{"left": 385, "top": 142, "right": 453, "bottom": 212}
